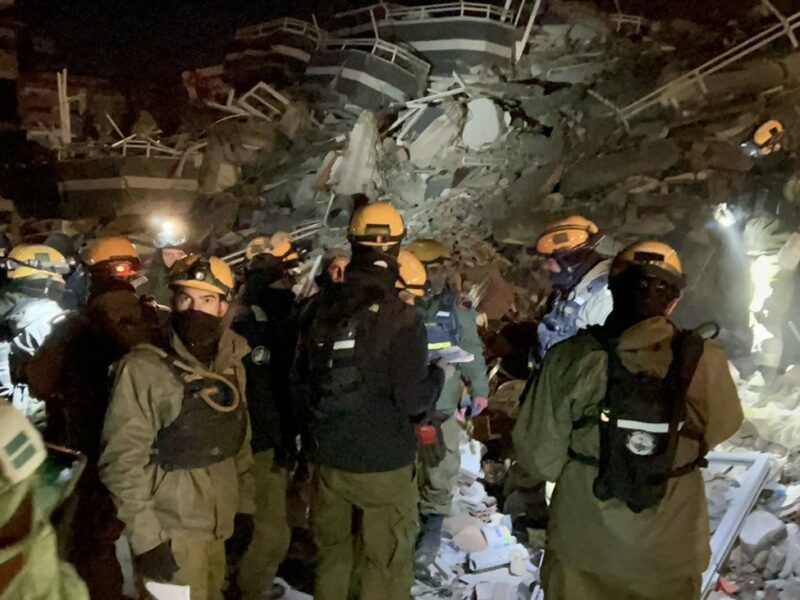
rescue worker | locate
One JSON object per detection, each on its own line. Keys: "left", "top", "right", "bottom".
{"left": 138, "top": 219, "right": 190, "bottom": 305}
{"left": 531, "top": 216, "right": 613, "bottom": 366}
{"left": 0, "top": 244, "right": 68, "bottom": 319}
{"left": 28, "top": 237, "right": 162, "bottom": 599}
{"left": 230, "top": 251, "right": 299, "bottom": 599}
{"left": 405, "top": 239, "right": 489, "bottom": 568}
{"left": 513, "top": 241, "right": 743, "bottom": 600}
{"left": 0, "top": 244, "right": 70, "bottom": 425}
{"left": 298, "top": 202, "right": 446, "bottom": 600}
{"left": 0, "top": 403, "right": 89, "bottom": 600}
{"left": 742, "top": 119, "right": 784, "bottom": 157}
{"left": 100, "top": 254, "right": 255, "bottom": 600}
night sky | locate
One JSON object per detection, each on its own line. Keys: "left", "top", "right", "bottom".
{"left": 19, "top": 0, "right": 310, "bottom": 81}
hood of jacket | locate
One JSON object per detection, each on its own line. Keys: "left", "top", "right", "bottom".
{"left": 614, "top": 316, "right": 678, "bottom": 379}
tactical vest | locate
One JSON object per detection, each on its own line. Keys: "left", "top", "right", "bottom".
{"left": 145, "top": 347, "right": 247, "bottom": 472}
{"left": 425, "top": 293, "right": 460, "bottom": 353}
{"left": 535, "top": 272, "right": 609, "bottom": 364}
{"left": 308, "top": 305, "right": 378, "bottom": 418}
{"left": 569, "top": 327, "right": 706, "bottom": 513}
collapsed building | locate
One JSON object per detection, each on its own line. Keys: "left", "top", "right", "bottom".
{"left": 6, "top": 1, "right": 800, "bottom": 598}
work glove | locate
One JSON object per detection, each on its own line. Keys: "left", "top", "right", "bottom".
{"left": 135, "top": 541, "right": 179, "bottom": 583}
{"left": 457, "top": 396, "right": 489, "bottom": 421}
{"left": 415, "top": 412, "right": 447, "bottom": 467}
{"left": 225, "top": 513, "right": 255, "bottom": 562}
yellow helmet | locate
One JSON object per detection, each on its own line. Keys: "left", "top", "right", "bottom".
{"left": 84, "top": 237, "right": 139, "bottom": 266}
{"left": 754, "top": 119, "right": 784, "bottom": 147}
{"left": 406, "top": 239, "right": 451, "bottom": 265}
{"left": 245, "top": 236, "right": 271, "bottom": 261}
{"left": 535, "top": 216, "right": 600, "bottom": 256}
{"left": 169, "top": 254, "right": 235, "bottom": 299}
{"left": 611, "top": 241, "right": 685, "bottom": 288}
{"left": 396, "top": 249, "right": 427, "bottom": 297}
{"left": 6, "top": 244, "right": 69, "bottom": 282}
{"left": 268, "top": 232, "right": 300, "bottom": 268}
{"left": 348, "top": 202, "right": 405, "bottom": 247}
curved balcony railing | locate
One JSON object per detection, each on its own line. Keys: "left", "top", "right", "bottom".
{"left": 318, "top": 37, "right": 430, "bottom": 77}
{"left": 234, "top": 18, "right": 328, "bottom": 46}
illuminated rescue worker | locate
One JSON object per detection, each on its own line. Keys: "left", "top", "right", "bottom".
{"left": 137, "top": 218, "right": 190, "bottom": 305}
{"left": 298, "top": 202, "right": 445, "bottom": 600}
{"left": 0, "top": 403, "right": 89, "bottom": 600}
{"left": 230, "top": 249, "right": 300, "bottom": 599}
{"left": 405, "top": 239, "right": 489, "bottom": 569}
{"left": 0, "top": 244, "right": 70, "bottom": 425}
{"left": 29, "top": 237, "right": 163, "bottom": 599}
{"left": 99, "top": 255, "right": 255, "bottom": 600}
{"left": 532, "top": 216, "right": 613, "bottom": 367}
{"left": 741, "top": 119, "right": 785, "bottom": 157}
{"left": 513, "top": 242, "right": 743, "bottom": 600}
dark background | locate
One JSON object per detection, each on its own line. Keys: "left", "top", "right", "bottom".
{"left": 18, "top": 0, "right": 791, "bottom": 84}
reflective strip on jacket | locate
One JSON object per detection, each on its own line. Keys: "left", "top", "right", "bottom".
{"left": 513, "top": 316, "right": 743, "bottom": 580}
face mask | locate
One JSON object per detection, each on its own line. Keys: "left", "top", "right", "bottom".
{"left": 171, "top": 310, "right": 222, "bottom": 364}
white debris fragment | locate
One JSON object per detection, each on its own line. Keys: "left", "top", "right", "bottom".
{"left": 739, "top": 510, "right": 786, "bottom": 555}
{"left": 461, "top": 98, "right": 505, "bottom": 151}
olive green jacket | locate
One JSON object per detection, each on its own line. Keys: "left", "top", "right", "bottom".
{"left": 136, "top": 261, "right": 171, "bottom": 307}
{"left": 99, "top": 328, "right": 255, "bottom": 556}
{"left": 0, "top": 476, "right": 89, "bottom": 600}
{"left": 513, "top": 316, "right": 743, "bottom": 580}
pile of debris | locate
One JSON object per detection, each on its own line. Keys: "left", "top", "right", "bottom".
{"left": 413, "top": 433, "right": 542, "bottom": 600}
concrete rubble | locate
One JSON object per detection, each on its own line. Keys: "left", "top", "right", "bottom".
{"left": 8, "top": 0, "right": 800, "bottom": 597}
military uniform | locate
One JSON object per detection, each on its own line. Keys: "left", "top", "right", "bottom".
{"left": 99, "top": 328, "right": 255, "bottom": 600}
{"left": 299, "top": 259, "right": 444, "bottom": 600}
{"left": 417, "top": 289, "right": 488, "bottom": 517}
{"left": 232, "top": 287, "right": 299, "bottom": 599}
{"left": 0, "top": 404, "right": 89, "bottom": 600}
{"left": 137, "top": 259, "right": 172, "bottom": 306}
{"left": 513, "top": 317, "right": 743, "bottom": 599}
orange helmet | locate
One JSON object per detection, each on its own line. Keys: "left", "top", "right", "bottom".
{"left": 396, "top": 249, "right": 427, "bottom": 297}
{"left": 348, "top": 202, "right": 405, "bottom": 248}
{"left": 535, "top": 216, "right": 601, "bottom": 256}
{"left": 611, "top": 241, "right": 685, "bottom": 288}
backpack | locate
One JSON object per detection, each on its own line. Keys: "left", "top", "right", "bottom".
{"left": 569, "top": 326, "right": 706, "bottom": 513}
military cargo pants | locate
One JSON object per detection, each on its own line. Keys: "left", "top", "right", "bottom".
{"left": 236, "top": 449, "right": 291, "bottom": 600}
{"left": 418, "top": 414, "right": 461, "bottom": 516}
{"left": 312, "top": 465, "right": 418, "bottom": 600}
{"left": 541, "top": 549, "right": 701, "bottom": 600}
{"left": 149, "top": 533, "right": 226, "bottom": 600}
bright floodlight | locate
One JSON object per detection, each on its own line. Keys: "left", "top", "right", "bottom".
{"left": 715, "top": 203, "right": 736, "bottom": 228}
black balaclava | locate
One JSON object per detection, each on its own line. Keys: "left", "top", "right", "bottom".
{"left": 171, "top": 310, "right": 223, "bottom": 365}
{"left": 605, "top": 268, "right": 681, "bottom": 336}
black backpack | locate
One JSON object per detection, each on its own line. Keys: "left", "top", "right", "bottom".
{"left": 569, "top": 326, "right": 706, "bottom": 513}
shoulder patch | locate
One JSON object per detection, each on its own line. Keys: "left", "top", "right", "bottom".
{"left": 457, "top": 296, "right": 473, "bottom": 310}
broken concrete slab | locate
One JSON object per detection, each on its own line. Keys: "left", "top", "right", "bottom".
{"left": 740, "top": 510, "right": 787, "bottom": 555}
{"left": 409, "top": 103, "right": 463, "bottom": 169}
{"left": 462, "top": 98, "right": 505, "bottom": 151}
{"left": 561, "top": 139, "right": 681, "bottom": 195}
{"left": 335, "top": 110, "right": 380, "bottom": 196}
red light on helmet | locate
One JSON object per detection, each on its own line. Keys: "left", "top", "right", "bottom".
{"left": 113, "top": 262, "right": 132, "bottom": 277}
